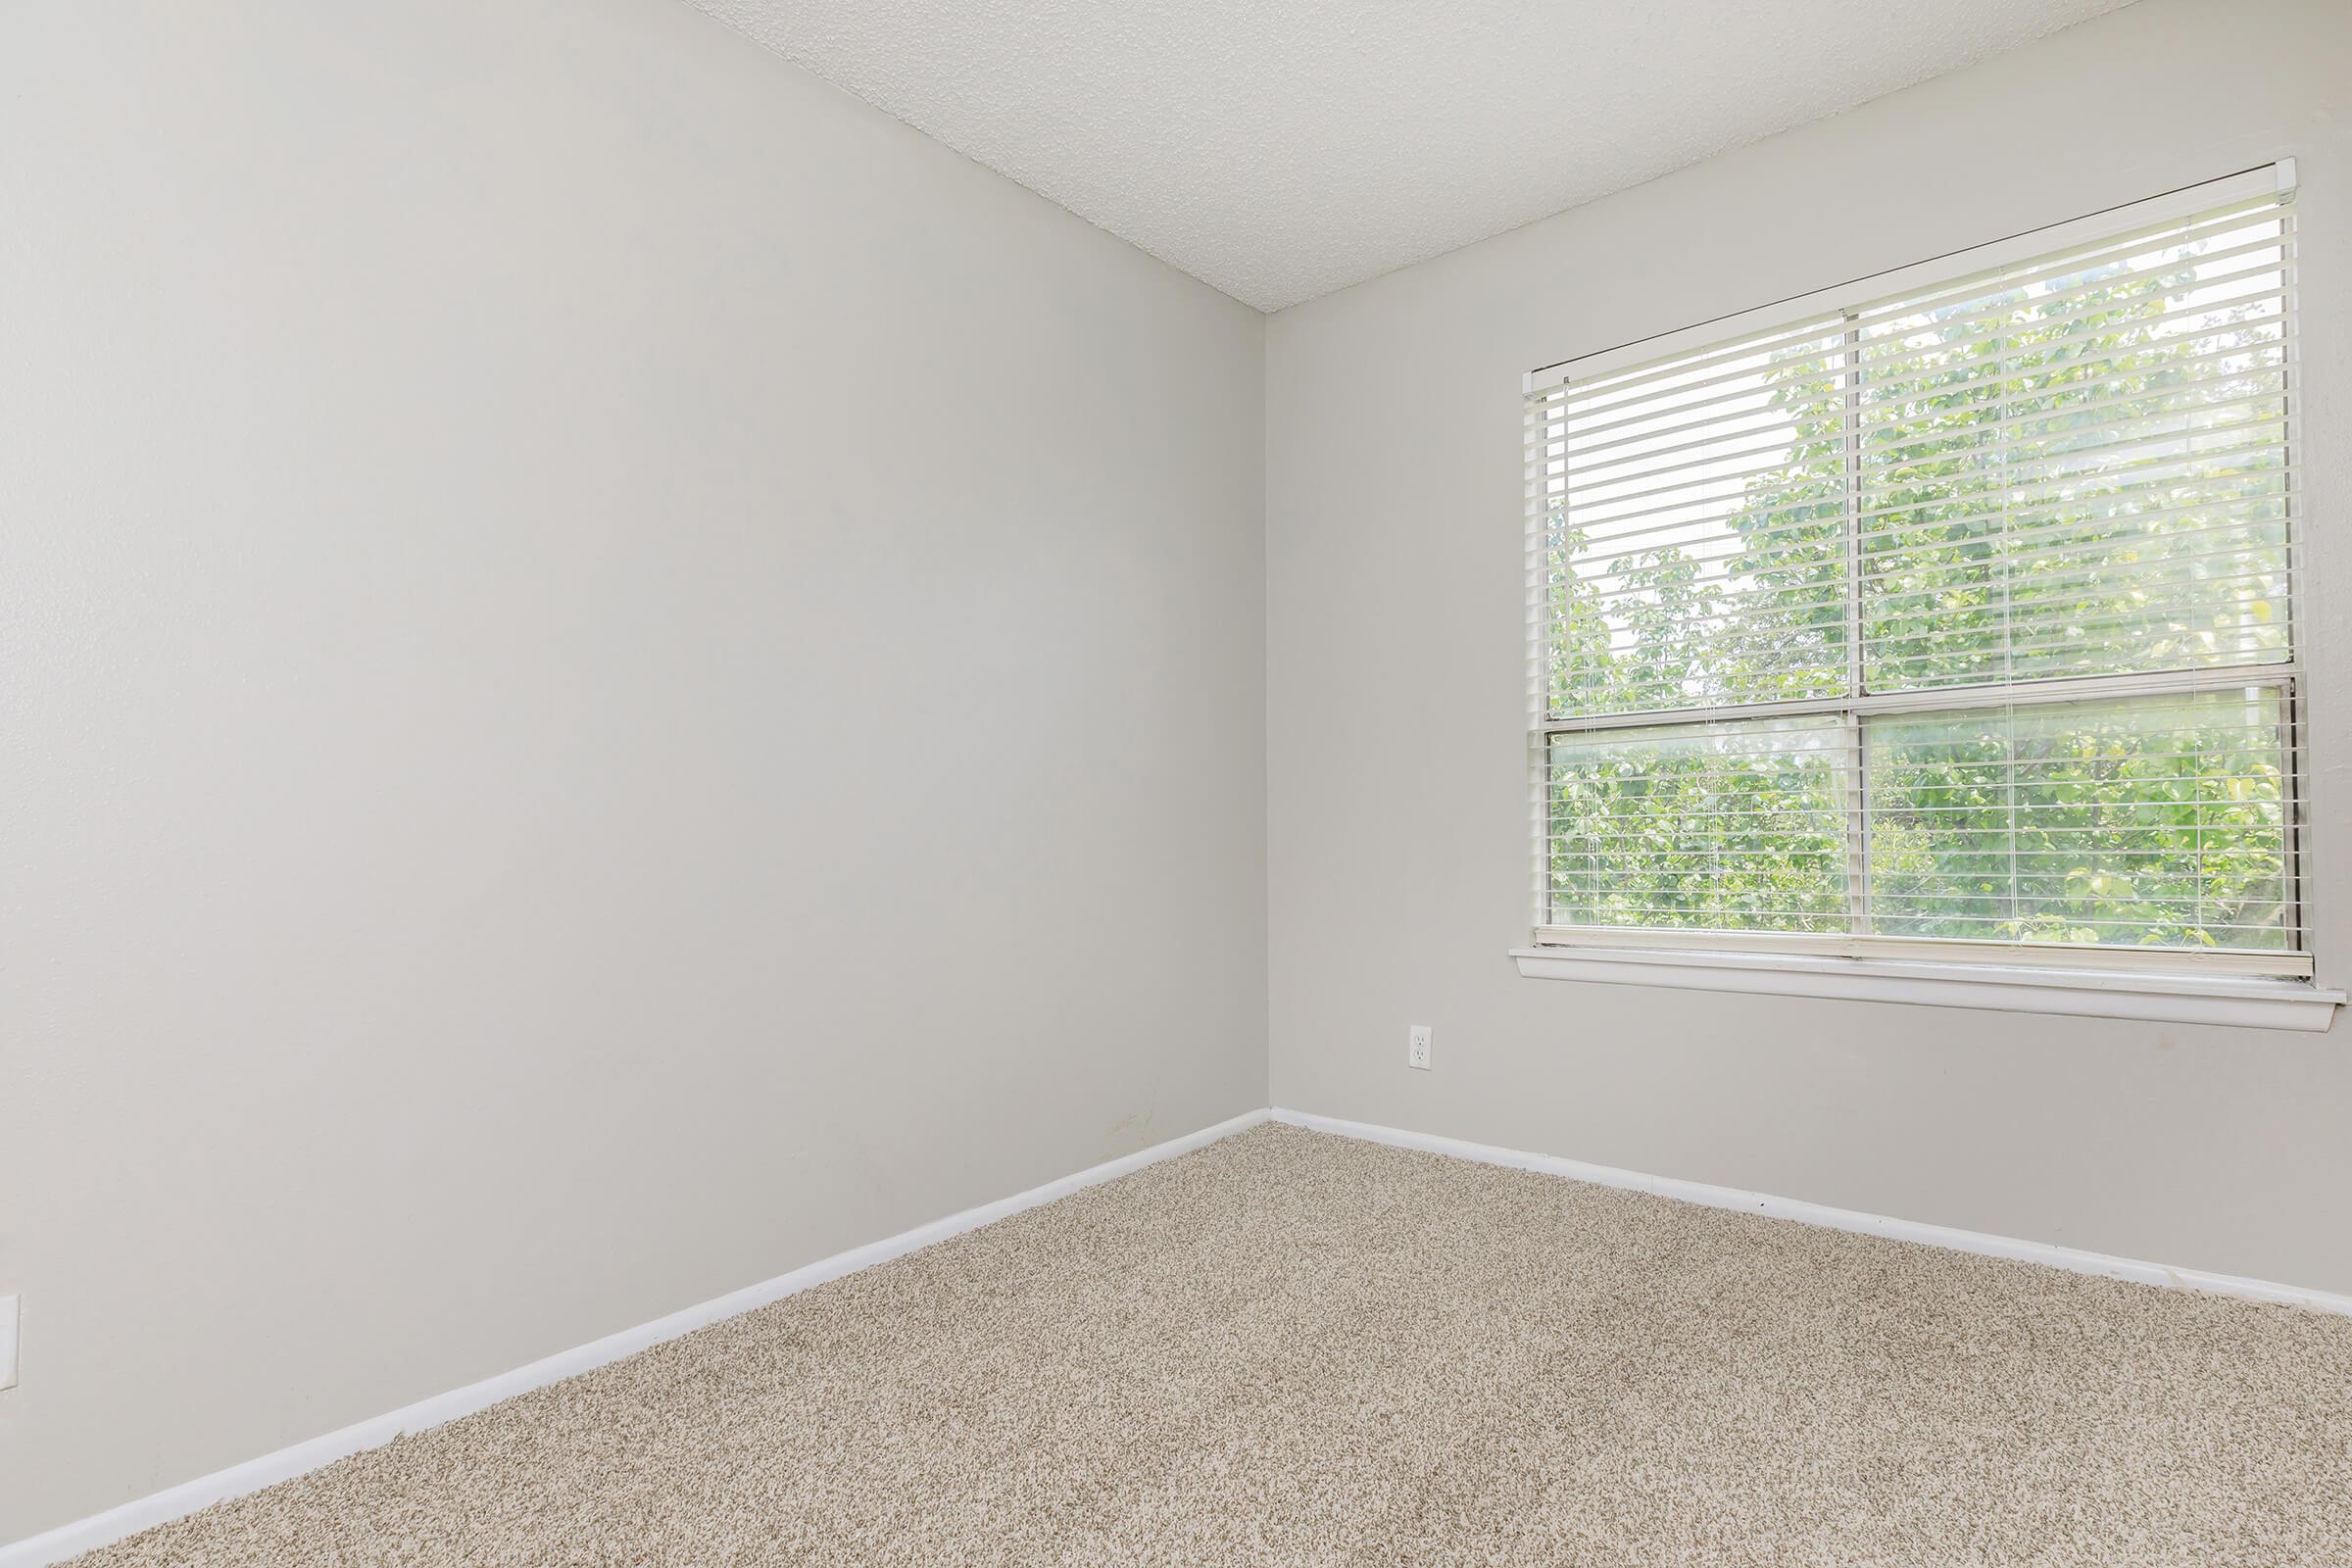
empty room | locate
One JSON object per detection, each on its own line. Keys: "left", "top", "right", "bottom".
{"left": 5, "top": 0, "right": 2351, "bottom": 1561}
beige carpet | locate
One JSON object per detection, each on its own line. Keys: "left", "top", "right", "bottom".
{"left": 73, "top": 1123, "right": 2352, "bottom": 1566}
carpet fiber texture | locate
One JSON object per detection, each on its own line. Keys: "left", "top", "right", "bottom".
{"left": 71, "top": 1123, "right": 2352, "bottom": 1566}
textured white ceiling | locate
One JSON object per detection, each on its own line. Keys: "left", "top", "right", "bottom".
{"left": 689, "top": 0, "right": 2136, "bottom": 312}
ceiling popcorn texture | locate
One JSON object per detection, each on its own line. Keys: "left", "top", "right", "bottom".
{"left": 686, "top": 0, "right": 2136, "bottom": 312}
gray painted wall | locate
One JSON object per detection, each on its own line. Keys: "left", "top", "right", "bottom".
{"left": 1267, "top": 0, "right": 2352, "bottom": 1296}
{"left": 0, "top": 0, "right": 1266, "bottom": 1538}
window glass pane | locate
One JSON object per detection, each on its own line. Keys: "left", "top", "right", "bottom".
{"left": 1864, "top": 689, "right": 2292, "bottom": 950}
{"left": 1546, "top": 717, "right": 1849, "bottom": 933}
{"left": 1530, "top": 188, "right": 2304, "bottom": 968}
{"left": 1542, "top": 329, "right": 1850, "bottom": 718}
{"left": 1856, "top": 214, "right": 2292, "bottom": 691}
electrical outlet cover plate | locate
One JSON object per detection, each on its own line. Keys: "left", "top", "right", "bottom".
{"left": 0, "top": 1294, "right": 18, "bottom": 1391}
{"left": 1407, "top": 1025, "right": 1432, "bottom": 1070}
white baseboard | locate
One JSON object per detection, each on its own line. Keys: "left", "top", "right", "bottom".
{"left": 1271, "top": 1107, "right": 2352, "bottom": 1317}
{"left": 0, "top": 1107, "right": 1270, "bottom": 1568}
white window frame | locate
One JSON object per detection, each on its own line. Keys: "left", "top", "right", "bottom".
{"left": 1514, "top": 163, "right": 2343, "bottom": 1031}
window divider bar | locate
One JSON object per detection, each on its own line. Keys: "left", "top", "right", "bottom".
{"left": 1537, "top": 662, "right": 2301, "bottom": 737}
{"left": 1839, "top": 313, "right": 1870, "bottom": 940}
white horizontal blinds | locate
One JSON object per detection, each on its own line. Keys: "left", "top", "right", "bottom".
{"left": 1545, "top": 717, "right": 1851, "bottom": 933}
{"left": 1854, "top": 199, "right": 2295, "bottom": 691}
{"left": 1535, "top": 318, "right": 1854, "bottom": 717}
{"left": 1864, "top": 687, "right": 2296, "bottom": 952}
{"left": 1528, "top": 174, "right": 2304, "bottom": 968}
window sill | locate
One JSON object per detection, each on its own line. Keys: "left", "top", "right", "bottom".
{"left": 1510, "top": 945, "right": 2344, "bottom": 1032}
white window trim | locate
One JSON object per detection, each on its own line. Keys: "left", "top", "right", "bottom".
{"left": 1510, "top": 946, "right": 2345, "bottom": 1032}
{"left": 1516, "top": 161, "right": 2337, "bottom": 1027}
{"left": 1526, "top": 923, "right": 2314, "bottom": 978}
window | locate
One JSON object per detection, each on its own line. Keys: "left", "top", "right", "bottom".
{"left": 1525, "top": 169, "right": 2310, "bottom": 983}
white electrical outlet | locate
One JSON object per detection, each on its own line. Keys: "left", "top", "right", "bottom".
{"left": 1407, "top": 1024, "right": 1432, "bottom": 1070}
{"left": 0, "top": 1295, "right": 18, "bottom": 1392}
